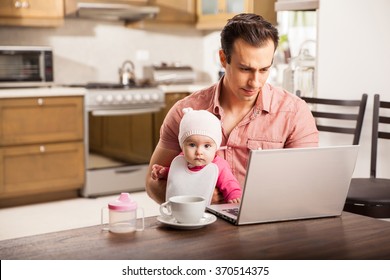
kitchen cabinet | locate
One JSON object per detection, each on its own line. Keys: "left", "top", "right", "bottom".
{"left": 153, "top": 92, "right": 189, "bottom": 147}
{"left": 136, "top": 0, "right": 276, "bottom": 30}
{"left": 252, "top": 0, "right": 277, "bottom": 25}
{"left": 0, "top": 0, "right": 64, "bottom": 27}
{"left": 196, "top": 0, "right": 249, "bottom": 29}
{"left": 147, "top": 0, "right": 196, "bottom": 25}
{"left": 0, "top": 96, "right": 85, "bottom": 207}
{"left": 196, "top": 0, "right": 276, "bottom": 29}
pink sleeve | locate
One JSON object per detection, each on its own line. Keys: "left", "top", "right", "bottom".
{"left": 213, "top": 156, "right": 242, "bottom": 202}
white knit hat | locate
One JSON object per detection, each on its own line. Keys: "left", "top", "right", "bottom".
{"left": 178, "top": 108, "right": 222, "bottom": 149}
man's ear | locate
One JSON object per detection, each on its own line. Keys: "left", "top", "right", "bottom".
{"left": 219, "top": 49, "right": 227, "bottom": 68}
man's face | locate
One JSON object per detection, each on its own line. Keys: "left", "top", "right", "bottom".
{"left": 220, "top": 38, "right": 275, "bottom": 103}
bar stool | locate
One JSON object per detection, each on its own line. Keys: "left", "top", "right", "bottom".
{"left": 297, "top": 91, "right": 368, "bottom": 145}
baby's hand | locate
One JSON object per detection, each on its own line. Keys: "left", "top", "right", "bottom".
{"left": 227, "top": 197, "right": 241, "bottom": 204}
{"left": 151, "top": 164, "right": 168, "bottom": 180}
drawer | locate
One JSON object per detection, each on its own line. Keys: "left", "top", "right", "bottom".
{"left": 0, "top": 142, "right": 85, "bottom": 198}
{"left": 0, "top": 96, "right": 84, "bottom": 145}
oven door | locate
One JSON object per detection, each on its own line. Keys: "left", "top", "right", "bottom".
{"left": 81, "top": 110, "right": 157, "bottom": 197}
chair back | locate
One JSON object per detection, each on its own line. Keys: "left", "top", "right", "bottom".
{"left": 297, "top": 91, "right": 368, "bottom": 145}
{"left": 370, "top": 94, "right": 390, "bottom": 178}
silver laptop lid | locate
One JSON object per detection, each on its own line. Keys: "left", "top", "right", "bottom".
{"left": 237, "top": 145, "right": 359, "bottom": 225}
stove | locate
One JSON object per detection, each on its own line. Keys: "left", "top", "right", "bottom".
{"left": 80, "top": 82, "right": 165, "bottom": 197}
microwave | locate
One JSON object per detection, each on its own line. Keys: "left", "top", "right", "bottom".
{"left": 0, "top": 46, "right": 54, "bottom": 88}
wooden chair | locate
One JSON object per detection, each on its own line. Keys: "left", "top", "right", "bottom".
{"left": 344, "top": 94, "right": 390, "bottom": 218}
{"left": 297, "top": 91, "right": 368, "bottom": 145}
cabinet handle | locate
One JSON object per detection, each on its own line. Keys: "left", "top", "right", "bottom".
{"left": 37, "top": 98, "right": 44, "bottom": 106}
{"left": 39, "top": 145, "right": 46, "bottom": 153}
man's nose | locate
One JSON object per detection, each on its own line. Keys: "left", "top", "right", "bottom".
{"left": 248, "top": 72, "right": 262, "bottom": 88}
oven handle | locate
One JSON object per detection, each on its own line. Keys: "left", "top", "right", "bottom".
{"left": 91, "top": 107, "right": 161, "bottom": 116}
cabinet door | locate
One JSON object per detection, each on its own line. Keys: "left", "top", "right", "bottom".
{"left": 0, "top": 0, "right": 64, "bottom": 27}
{"left": 0, "top": 96, "right": 83, "bottom": 146}
{"left": 199, "top": 0, "right": 219, "bottom": 15}
{"left": 148, "top": 0, "right": 196, "bottom": 24}
{"left": 196, "top": 0, "right": 251, "bottom": 29}
{"left": 153, "top": 92, "right": 189, "bottom": 147}
{"left": 200, "top": 0, "right": 245, "bottom": 15}
{"left": 196, "top": 0, "right": 276, "bottom": 30}
{"left": 0, "top": 142, "right": 85, "bottom": 198}
{"left": 253, "top": 0, "right": 277, "bottom": 25}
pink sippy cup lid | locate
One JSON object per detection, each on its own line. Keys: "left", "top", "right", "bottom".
{"left": 108, "top": 193, "right": 137, "bottom": 211}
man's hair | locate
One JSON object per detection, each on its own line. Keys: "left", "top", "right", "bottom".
{"left": 221, "top": 13, "right": 279, "bottom": 64}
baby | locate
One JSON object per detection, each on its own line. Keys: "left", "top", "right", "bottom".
{"left": 151, "top": 107, "right": 241, "bottom": 204}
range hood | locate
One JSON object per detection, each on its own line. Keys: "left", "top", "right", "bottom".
{"left": 65, "top": 1, "right": 160, "bottom": 22}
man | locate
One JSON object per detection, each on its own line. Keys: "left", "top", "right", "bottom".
{"left": 146, "top": 13, "right": 319, "bottom": 204}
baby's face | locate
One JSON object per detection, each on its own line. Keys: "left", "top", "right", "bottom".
{"left": 182, "top": 135, "right": 217, "bottom": 166}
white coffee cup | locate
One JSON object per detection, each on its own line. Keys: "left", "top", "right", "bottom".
{"left": 160, "top": 195, "right": 206, "bottom": 224}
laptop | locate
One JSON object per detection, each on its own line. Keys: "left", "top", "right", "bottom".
{"left": 207, "top": 145, "right": 359, "bottom": 225}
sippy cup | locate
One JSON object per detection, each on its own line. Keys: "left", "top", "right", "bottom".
{"left": 101, "top": 193, "right": 144, "bottom": 233}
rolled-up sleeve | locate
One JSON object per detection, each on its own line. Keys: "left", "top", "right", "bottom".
{"left": 285, "top": 98, "right": 319, "bottom": 148}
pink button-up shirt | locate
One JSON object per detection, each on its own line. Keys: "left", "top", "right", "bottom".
{"left": 159, "top": 80, "right": 319, "bottom": 187}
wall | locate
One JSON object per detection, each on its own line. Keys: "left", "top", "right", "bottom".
{"left": 0, "top": 18, "right": 220, "bottom": 85}
{"left": 317, "top": 0, "right": 390, "bottom": 177}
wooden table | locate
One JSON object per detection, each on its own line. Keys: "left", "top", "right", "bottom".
{"left": 1, "top": 212, "right": 390, "bottom": 259}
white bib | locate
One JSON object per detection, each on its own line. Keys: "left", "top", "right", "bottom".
{"left": 166, "top": 155, "right": 219, "bottom": 205}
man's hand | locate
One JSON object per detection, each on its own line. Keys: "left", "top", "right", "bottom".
{"left": 145, "top": 144, "right": 179, "bottom": 204}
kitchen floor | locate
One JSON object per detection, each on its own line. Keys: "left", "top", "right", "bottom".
{"left": 0, "top": 191, "right": 160, "bottom": 241}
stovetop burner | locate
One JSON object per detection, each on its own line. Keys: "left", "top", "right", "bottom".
{"left": 86, "top": 82, "right": 136, "bottom": 89}
{"left": 64, "top": 81, "right": 156, "bottom": 90}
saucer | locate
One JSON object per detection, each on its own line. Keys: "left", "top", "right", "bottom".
{"left": 157, "top": 213, "right": 217, "bottom": 230}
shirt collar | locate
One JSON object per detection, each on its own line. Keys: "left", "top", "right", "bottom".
{"left": 212, "top": 78, "right": 223, "bottom": 116}
{"left": 213, "top": 78, "right": 272, "bottom": 115}
{"left": 258, "top": 83, "right": 272, "bottom": 113}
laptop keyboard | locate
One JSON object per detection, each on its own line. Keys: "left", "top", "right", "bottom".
{"left": 223, "top": 207, "right": 239, "bottom": 217}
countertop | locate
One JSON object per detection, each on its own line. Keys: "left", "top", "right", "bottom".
{"left": 0, "top": 86, "right": 86, "bottom": 98}
{"left": 0, "top": 83, "right": 212, "bottom": 98}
